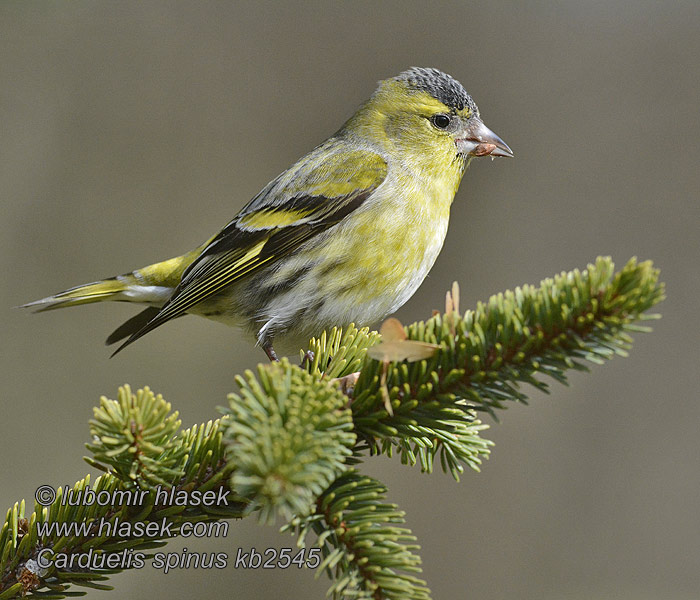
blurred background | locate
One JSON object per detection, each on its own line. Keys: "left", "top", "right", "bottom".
{"left": 1, "top": 2, "right": 698, "bottom": 599}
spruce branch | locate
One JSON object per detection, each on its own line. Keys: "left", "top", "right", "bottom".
{"left": 222, "top": 360, "right": 356, "bottom": 524}
{"left": 303, "top": 325, "right": 382, "bottom": 379}
{"left": 347, "top": 257, "right": 664, "bottom": 477}
{"left": 1, "top": 387, "right": 246, "bottom": 599}
{"left": 283, "top": 471, "right": 429, "bottom": 600}
{"left": 85, "top": 385, "right": 187, "bottom": 489}
{"left": 86, "top": 385, "right": 239, "bottom": 503}
{"left": 0, "top": 257, "right": 664, "bottom": 599}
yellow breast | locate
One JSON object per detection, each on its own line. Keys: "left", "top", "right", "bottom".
{"left": 311, "top": 161, "right": 462, "bottom": 319}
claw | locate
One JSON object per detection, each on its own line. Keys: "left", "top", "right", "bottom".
{"left": 300, "top": 350, "right": 315, "bottom": 370}
{"left": 332, "top": 371, "right": 360, "bottom": 396}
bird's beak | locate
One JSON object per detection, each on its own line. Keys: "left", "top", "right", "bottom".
{"left": 456, "top": 118, "right": 513, "bottom": 158}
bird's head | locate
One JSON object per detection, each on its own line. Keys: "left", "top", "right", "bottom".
{"left": 343, "top": 67, "right": 512, "bottom": 178}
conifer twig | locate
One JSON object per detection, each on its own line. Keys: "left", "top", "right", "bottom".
{"left": 0, "top": 256, "right": 664, "bottom": 599}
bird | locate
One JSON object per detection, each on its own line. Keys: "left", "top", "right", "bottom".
{"left": 22, "top": 67, "right": 513, "bottom": 361}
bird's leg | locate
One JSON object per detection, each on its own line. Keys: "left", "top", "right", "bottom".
{"left": 263, "top": 343, "right": 279, "bottom": 362}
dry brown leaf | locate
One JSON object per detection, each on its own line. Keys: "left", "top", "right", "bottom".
{"left": 379, "top": 317, "right": 407, "bottom": 341}
{"left": 367, "top": 317, "right": 438, "bottom": 363}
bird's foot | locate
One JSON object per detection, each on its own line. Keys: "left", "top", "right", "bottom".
{"left": 331, "top": 371, "right": 360, "bottom": 397}
{"left": 300, "top": 350, "right": 315, "bottom": 370}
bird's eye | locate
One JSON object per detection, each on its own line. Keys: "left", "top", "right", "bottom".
{"left": 431, "top": 114, "right": 452, "bottom": 130}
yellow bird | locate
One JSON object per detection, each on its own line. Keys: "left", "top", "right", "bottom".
{"left": 23, "top": 67, "right": 512, "bottom": 361}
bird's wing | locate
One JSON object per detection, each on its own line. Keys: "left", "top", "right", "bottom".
{"left": 111, "top": 140, "right": 388, "bottom": 355}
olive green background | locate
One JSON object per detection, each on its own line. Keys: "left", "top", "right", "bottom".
{"left": 1, "top": 2, "right": 698, "bottom": 599}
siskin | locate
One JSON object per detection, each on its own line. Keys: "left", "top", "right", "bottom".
{"left": 23, "top": 67, "right": 513, "bottom": 361}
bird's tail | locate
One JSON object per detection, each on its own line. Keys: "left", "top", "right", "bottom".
{"left": 20, "top": 238, "right": 213, "bottom": 314}
{"left": 20, "top": 275, "right": 139, "bottom": 312}
{"left": 20, "top": 241, "right": 213, "bottom": 347}
{"left": 19, "top": 270, "right": 174, "bottom": 347}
